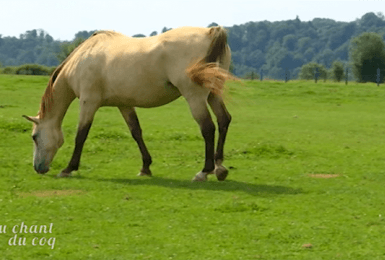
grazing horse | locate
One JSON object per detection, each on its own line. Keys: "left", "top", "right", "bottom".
{"left": 23, "top": 26, "right": 234, "bottom": 181}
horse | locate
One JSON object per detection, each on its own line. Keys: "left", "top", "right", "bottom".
{"left": 23, "top": 26, "right": 235, "bottom": 181}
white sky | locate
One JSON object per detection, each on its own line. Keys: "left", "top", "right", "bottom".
{"left": 1, "top": 0, "right": 384, "bottom": 41}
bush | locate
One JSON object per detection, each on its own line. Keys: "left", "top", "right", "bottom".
{"left": 242, "top": 71, "right": 260, "bottom": 80}
{"left": 0, "top": 64, "right": 57, "bottom": 76}
{"left": 48, "top": 66, "right": 56, "bottom": 75}
{"left": 1, "top": 66, "right": 17, "bottom": 74}
{"left": 299, "top": 62, "right": 327, "bottom": 81}
{"left": 331, "top": 61, "right": 345, "bottom": 82}
{"left": 15, "top": 64, "right": 52, "bottom": 75}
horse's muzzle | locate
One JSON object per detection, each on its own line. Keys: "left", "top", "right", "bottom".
{"left": 34, "top": 164, "right": 49, "bottom": 174}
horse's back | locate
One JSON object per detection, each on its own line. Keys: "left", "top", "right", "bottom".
{"left": 60, "top": 27, "right": 224, "bottom": 108}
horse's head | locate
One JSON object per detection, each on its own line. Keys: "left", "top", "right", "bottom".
{"left": 23, "top": 115, "right": 64, "bottom": 174}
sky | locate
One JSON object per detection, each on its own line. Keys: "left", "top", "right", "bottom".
{"left": 1, "top": 0, "right": 384, "bottom": 41}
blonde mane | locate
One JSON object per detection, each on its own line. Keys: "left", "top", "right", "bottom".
{"left": 38, "top": 31, "right": 121, "bottom": 119}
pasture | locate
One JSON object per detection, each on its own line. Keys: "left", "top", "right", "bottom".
{"left": 1, "top": 74, "right": 385, "bottom": 259}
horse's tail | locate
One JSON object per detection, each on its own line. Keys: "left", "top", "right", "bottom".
{"left": 186, "top": 26, "right": 236, "bottom": 96}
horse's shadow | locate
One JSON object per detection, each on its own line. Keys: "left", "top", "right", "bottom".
{"left": 91, "top": 176, "right": 303, "bottom": 197}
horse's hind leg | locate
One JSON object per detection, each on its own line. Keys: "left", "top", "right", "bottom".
{"left": 184, "top": 95, "right": 216, "bottom": 181}
{"left": 208, "top": 93, "right": 231, "bottom": 181}
{"left": 119, "top": 107, "right": 152, "bottom": 176}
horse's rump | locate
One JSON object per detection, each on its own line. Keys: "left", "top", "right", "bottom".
{"left": 186, "top": 26, "right": 235, "bottom": 96}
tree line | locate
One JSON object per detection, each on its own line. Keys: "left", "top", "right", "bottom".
{"left": 1, "top": 12, "right": 385, "bottom": 82}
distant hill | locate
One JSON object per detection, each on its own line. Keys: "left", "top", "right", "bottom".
{"left": 1, "top": 12, "right": 384, "bottom": 79}
{"left": 226, "top": 12, "right": 385, "bottom": 78}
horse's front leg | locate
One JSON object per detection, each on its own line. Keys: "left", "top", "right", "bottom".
{"left": 58, "top": 100, "right": 99, "bottom": 177}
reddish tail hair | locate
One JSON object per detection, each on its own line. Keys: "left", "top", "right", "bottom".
{"left": 186, "top": 26, "right": 237, "bottom": 96}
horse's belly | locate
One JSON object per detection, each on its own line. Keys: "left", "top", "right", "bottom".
{"left": 101, "top": 82, "right": 181, "bottom": 108}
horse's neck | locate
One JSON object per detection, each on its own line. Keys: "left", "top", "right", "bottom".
{"left": 43, "top": 81, "right": 75, "bottom": 128}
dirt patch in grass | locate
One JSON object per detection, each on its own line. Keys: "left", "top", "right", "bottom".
{"left": 17, "top": 190, "right": 85, "bottom": 198}
{"left": 308, "top": 174, "right": 340, "bottom": 179}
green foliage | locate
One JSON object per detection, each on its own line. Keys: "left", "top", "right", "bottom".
{"left": 314, "top": 48, "right": 335, "bottom": 68}
{"left": 56, "top": 37, "right": 85, "bottom": 64}
{"left": 132, "top": 34, "right": 146, "bottom": 38}
{"left": 0, "top": 64, "right": 55, "bottom": 75}
{"left": 2, "top": 12, "right": 385, "bottom": 80}
{"left": 74, "top": 30, "right": 96, "bottom": 40}
{"left": 161, "top": 27, "right": 172, "bottom": 33}
{"left": 299, "top": 62, "right": 327, "bottom": 80}
{"left": 0, "top": 29, "right": 60, "bottom": 67}
{"left": 1, "top": 66, "right": 17, "bottom": 74}
{"left": 349, "top": 32, "right": 385, "bottom": 83}
{"left": 15, "top": 64, "right": 54, "bottom": 75}
{"left": 207, "top": 22, "right": 219, "bottom": 27}
{"left": 227, "top": 12, "right": 385, "bottom": 79}
{"left": 282, "top": 34, "right": 297, "bottom": 51}
{"left": 242, "top": 70, "right": 259, "bottom": 79}
{"left": 229, "top": 60, "right": 234, "bottom": 73}
{"left": 331, "top": 61, "right": 345, "bottom": 82}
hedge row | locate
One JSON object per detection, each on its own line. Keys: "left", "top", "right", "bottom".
{"left": 0, "top": 64, "right": 56, "bottom": 76}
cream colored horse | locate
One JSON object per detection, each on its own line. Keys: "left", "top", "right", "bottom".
{"left": 23, "top": 26, "right": 234, "bottom": 181}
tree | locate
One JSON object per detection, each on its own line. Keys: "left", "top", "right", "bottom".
{"left": 283, "top": 34, "right": 297, "bottom": 51}
{"left": 377, "top": 12, "right": 385, "bottom": 21}
{"left": 56, "top": 37, "right": 85, "bottom": 63}
{"left": 331, "top": 61, "right": 345, "bottom": 82}
{"left": 328, "top": 23, "right": 356, "bottom": 50}
{"left": 17, "top": 50, "right": 35, "bottom": 64}
{"left": 161, "top": 27, "right": 171, "bottom": 33}
{"left": 299, "top": 62, "right": 327, "bottom": 80}
{"left": 229, "top": 60, "right": 234, "bottom": 73}
{"left": 132, "top": 34, "right": 146, "bottom": 38}
{"left": 334, "top": 43, "right": 349, "bottom": 61}
{"left": 242, "top": 70, "right": 259, "bottom": 80}
{"left": 74, "top": 30, "right": 96, "bottom": 40}
{"left": 314, "top": 48, "right": 334, "bottom": 68}
{"left": 278, "top": 51, "right": 302, "bottom": 70}
{"left": 243, "top": 49, "right": 265, "bottom": 68}
{"left": 297, "top": 37, "right": 311, "bottom": 52}
{"left": 360, "top": 12, "right": 384, "bottom": 28}
{"left": 150, "top": 31, "right": 158, "bottom": 36}
{"left": 45, "top": 34, "right": 54, "bottom": 43}
{"left": 349, "top": 32, "right": 385, "bottom": 82}
{"left": 303, "top": 47, "right": 315, "bottom": 62}
{"left": 207, "top": 22, "right": 219, "bottom": 27}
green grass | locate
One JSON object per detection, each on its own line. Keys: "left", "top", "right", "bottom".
{"left": 1, "top": 74, "right": 385, "bottom": 259}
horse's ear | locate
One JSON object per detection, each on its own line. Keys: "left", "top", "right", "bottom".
{"left": 22, "top": 115, "right": 39, "bottom": 124}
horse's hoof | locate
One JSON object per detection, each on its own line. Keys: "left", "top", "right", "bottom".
{"left": 57, "top": 172, "right": 72, "bottom": 178}
{"left": 215, "top": 165, "right": 228, "bottom": 181}
{"left": 137, "top": 170, "right": 152, "bottom": 177}
{"left": 192, "top": 171, "right": 208, "bottom": 182}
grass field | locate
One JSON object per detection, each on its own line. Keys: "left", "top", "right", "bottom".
{"left": 1, "top": 74, "right": 385, "bottom": 259}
